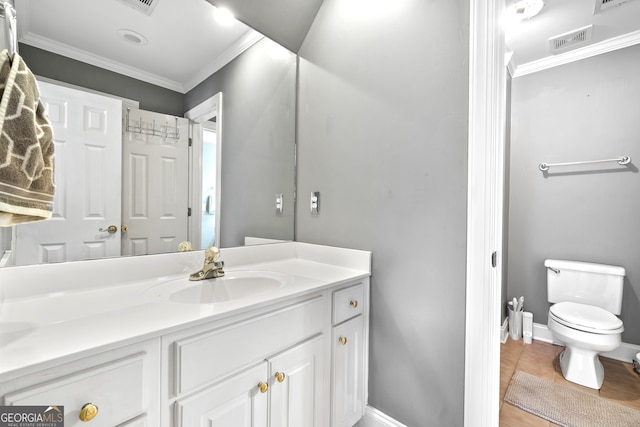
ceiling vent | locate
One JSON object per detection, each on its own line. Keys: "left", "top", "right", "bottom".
{"left": 594, "top": 0, "right": 636, "bottom": 13}
{"left": 114, "top": 0, "right": 158, "bottom": 16}
{"left": 549, "top": 25, "right": 593, "bottom": 54}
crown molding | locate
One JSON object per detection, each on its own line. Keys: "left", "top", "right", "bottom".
{"left": 183, "top": 31, "right": 264, "bottom": 93}
{"left": 19, "top": 33, "right": 185, "bottom": 92}
{"left": 505, "top": 51, "right": 516, "bottom": 77}
{"left": 512, "top": 30, "right": 640, "bottom": 78}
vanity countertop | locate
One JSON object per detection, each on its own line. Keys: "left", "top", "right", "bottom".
{"left": 0, "top": 242, "right": 371, "bottom": 378}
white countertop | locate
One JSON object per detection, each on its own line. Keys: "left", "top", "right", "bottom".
{"left": 0, "top": 242, "right": 371, "bottom": 378}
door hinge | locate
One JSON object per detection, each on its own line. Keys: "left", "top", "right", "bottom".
{"left": 491, "top": 251, "right": 497, "bottom": 268}
{"left": 188, "top": 137, "right": 193, "bottom": 147}
{"left": 187, "top": 207, "right": 192, "bottom": 217}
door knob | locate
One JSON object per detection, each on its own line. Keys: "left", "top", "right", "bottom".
{"left": 98, "top": 225, "right": 118, "bottom": 234}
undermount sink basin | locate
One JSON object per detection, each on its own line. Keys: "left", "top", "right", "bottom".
{"left": 145, "top": 271, "right": 292, "bottom": 304}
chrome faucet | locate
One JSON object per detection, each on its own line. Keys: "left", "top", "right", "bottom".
{"left": 189, "top": 246, "right": 225, "bottom": 281}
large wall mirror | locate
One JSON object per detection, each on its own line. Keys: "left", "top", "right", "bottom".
{"left": 0, "top": 0, "right": 300, "bottom": 267}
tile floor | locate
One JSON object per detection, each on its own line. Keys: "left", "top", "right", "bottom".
{"left": 500, "top": 338, "right": 640, "bottom": 426}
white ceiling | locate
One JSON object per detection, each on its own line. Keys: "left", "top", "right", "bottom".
{"left": 16, "top": 0, "right": 640, "bottom": 89}
{"left": 506, "top": 0, "right": 640, "bottom": 77}
{"left": 16, "top": 0, "right": 264, "bottom": 93}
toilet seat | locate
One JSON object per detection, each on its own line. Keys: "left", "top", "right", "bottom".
{"left": 550, "top": 302, "right": 623, "bottom": 334}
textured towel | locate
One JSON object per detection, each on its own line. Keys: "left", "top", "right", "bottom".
{"left": 0, "top": 49, "right": 55, "bottom": 225}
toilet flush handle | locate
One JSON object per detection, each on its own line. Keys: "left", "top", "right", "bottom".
{"left": 548, "top": 267, "right": 560, "bottom": 274}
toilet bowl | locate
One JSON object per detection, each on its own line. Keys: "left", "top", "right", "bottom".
{"left": 548, "top": 301, "right": 623, "bottom": 389}
{"left": 544, "top": 259, "right": 626, "bottom": 390}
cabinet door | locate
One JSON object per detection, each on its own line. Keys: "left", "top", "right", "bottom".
{"left": 332, "top": 315, "right": 364, "bottom": 427}
{"left": 174, "top": 362, "right": 269, "bottom": 427}
{"left": 269, "top": 335, "right": 326, "bottom": 427}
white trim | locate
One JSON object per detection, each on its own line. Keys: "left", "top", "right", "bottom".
{"left": 185, "top": 96, "right": 219, "bottom": 124}
{"left": 505, "top": 51, "right": 516, "bottom": 78}
{"left": 465, "top": 0, "right": 503, "bottom": 426}
{"left": 357, "top": 406, "right": 407, "bottom": 427}
{"left": 531, "top": 322, "right": 640, "bottom": 363}
{"left": 185, "top": 93, "right": 223, "bottom": 250}
{"left": 512, "top": 29, "right": 640, "bottom": 77}
{"left": 34, "top": 75, "right": 140, "bottom": 109}
{"left": 501, "top": 317, "right": 509, "bottom": 344}
{"left": 20, "top": 34, "right": 185, "bottom": 92}
{"left": 20, "top": 30, "right": 263, "bottom": 93}
{"left": 532, "top": 322, "right": 556, "bottom": 344}
{"left": 183, "top": 32, "right": 264, "bottom": 93}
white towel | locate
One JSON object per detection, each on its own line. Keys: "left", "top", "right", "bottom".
{"left": 0, "top": 49, "right": 55, "bottom": 225}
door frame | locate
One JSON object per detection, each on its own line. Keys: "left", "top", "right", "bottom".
{"left": 464, "top": 0, "right": 505, "bottom": 425}
{"left": 185, "top": 92, "right": 223, "bottom": 249}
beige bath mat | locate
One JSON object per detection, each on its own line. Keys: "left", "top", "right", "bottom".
{"left": 504, "top": 370, "right": 640, "bottom": 427}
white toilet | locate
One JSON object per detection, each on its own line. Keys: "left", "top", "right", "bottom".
{"left": 546, "top": 259, "right": 625, "bottom": 390}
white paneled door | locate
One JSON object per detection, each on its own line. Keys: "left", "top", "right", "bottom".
{"left": 15, "top": 81, "right": 122, "bottom": 265}
{"left": 121, "top": 108, "right": 189, "bottom": 256}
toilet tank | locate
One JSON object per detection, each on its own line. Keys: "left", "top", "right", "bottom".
{"left": 545, "top": 259, "right": 625, "bottom": 315}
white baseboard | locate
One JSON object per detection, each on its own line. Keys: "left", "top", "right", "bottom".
{"left": 531, "top": 322, "right": 640, "bottom": 363}
{"left": 357, "top": 406, "right": 407, "bottom": 427}
{"left": 501, "top": 317, "right": 509, "bottom": 344}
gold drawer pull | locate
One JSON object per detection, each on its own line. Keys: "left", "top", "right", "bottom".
{"left": 349, "top": 300, "right": 358, "bottom": 308}
{"left": 275, "top": 371, "right": 286, "bottom": 383}
{"left": 79, "top": 403, "right": 98, "bottom": 422}
{"left": 258, "top": 382, "right": 269, "bottom": 393}
{"left": 339, "top": 337, "right": 347, "bottom": 345}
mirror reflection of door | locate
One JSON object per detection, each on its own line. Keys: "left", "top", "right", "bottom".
{"left": 201, "top": 122, "right": 217, "bottom": 249}
{"left": 121, "top": 108, "right": 189, "bottom": 256}
{"left": 14, "top": 81, "right": 122, "bottom": 266}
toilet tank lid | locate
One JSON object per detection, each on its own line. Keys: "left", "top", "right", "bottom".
{"left": 545, "top": 259, "right": 625, "bottom": 276}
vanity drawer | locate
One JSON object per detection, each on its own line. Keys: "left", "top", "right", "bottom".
{"left": 174, "top": 296, "right": 325, "bottom": 395}
{"left": 333, "top": 283, "right": 364, "bottom": 325}
{"left": 3, "top": 353, "right": 147, "bottom": 427}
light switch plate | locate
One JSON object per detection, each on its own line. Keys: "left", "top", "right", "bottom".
{"left": 275, "top": 193, "right": 283, "bottom": 214}
{"left": 310, "top": 191, "right": 320, "bottom": 214}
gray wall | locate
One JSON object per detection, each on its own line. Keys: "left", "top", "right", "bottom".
{"left": 502, "top": 74, "right": 512, "bottom": 320}
{"left": 508, "top": 44, "right": 640, "bottom": 345}
{"left": 19, "top": 44, "right": 184, "bottom": 116}
{"left": 296, "top": 1, "right": 470, "bottom": 425}
{"left": 206, "top": 0, "right": 323, "bottom": 53}
{"left": 185, "top": 37, "right": 297, "bottom": 247}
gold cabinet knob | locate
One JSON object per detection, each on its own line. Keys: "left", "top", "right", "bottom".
{"left": 79, "top": 403, "right": 98, "bottom": 422}
{"left": 275, "top": 372, "right": 286, "bottom": 383}
{"left": 121, "top": 225, "right": 129, "bottom": 232}
{"left": 339, "top": 337, "right": 347, "bottom": 345}
{"left": 349, "top": 300, "right": 358, "bottom": 308}
{"left": 258, "top": 382, "right": 269, "bottom": 393}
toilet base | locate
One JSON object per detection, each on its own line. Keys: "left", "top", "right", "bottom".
{"left": 559, "top": 347, "right": 604, "bottom": 390}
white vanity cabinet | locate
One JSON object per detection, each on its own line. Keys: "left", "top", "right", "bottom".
{"left": 166, "top": 295, "right": 329, "bottom": 427}
{"left": 165, "top": 279, "right": 369, "bottom": 427}
{"left": 331, "top": 283, "right": 367, "bottom": 427}
{"left": 0, "top": 243, "right": 371, "bottom": 427}
{"left": 0, "top": 339, "right": 160, "bottom": 427}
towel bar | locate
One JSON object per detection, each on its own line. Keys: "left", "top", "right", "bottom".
{"left": 539, "top": 156, "right": 631, "bottom": 171}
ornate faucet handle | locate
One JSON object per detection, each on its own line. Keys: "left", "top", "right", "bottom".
{"left": 205, "top": 246, "right": 220, "bottom": 262}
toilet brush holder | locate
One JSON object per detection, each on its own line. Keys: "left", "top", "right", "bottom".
{"left": 508, "top": 306, "right": 522, "bottom": 341}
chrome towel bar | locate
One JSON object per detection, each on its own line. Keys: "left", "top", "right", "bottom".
{"left": 539, "top": 155, "right": 631, "bottom": 172}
